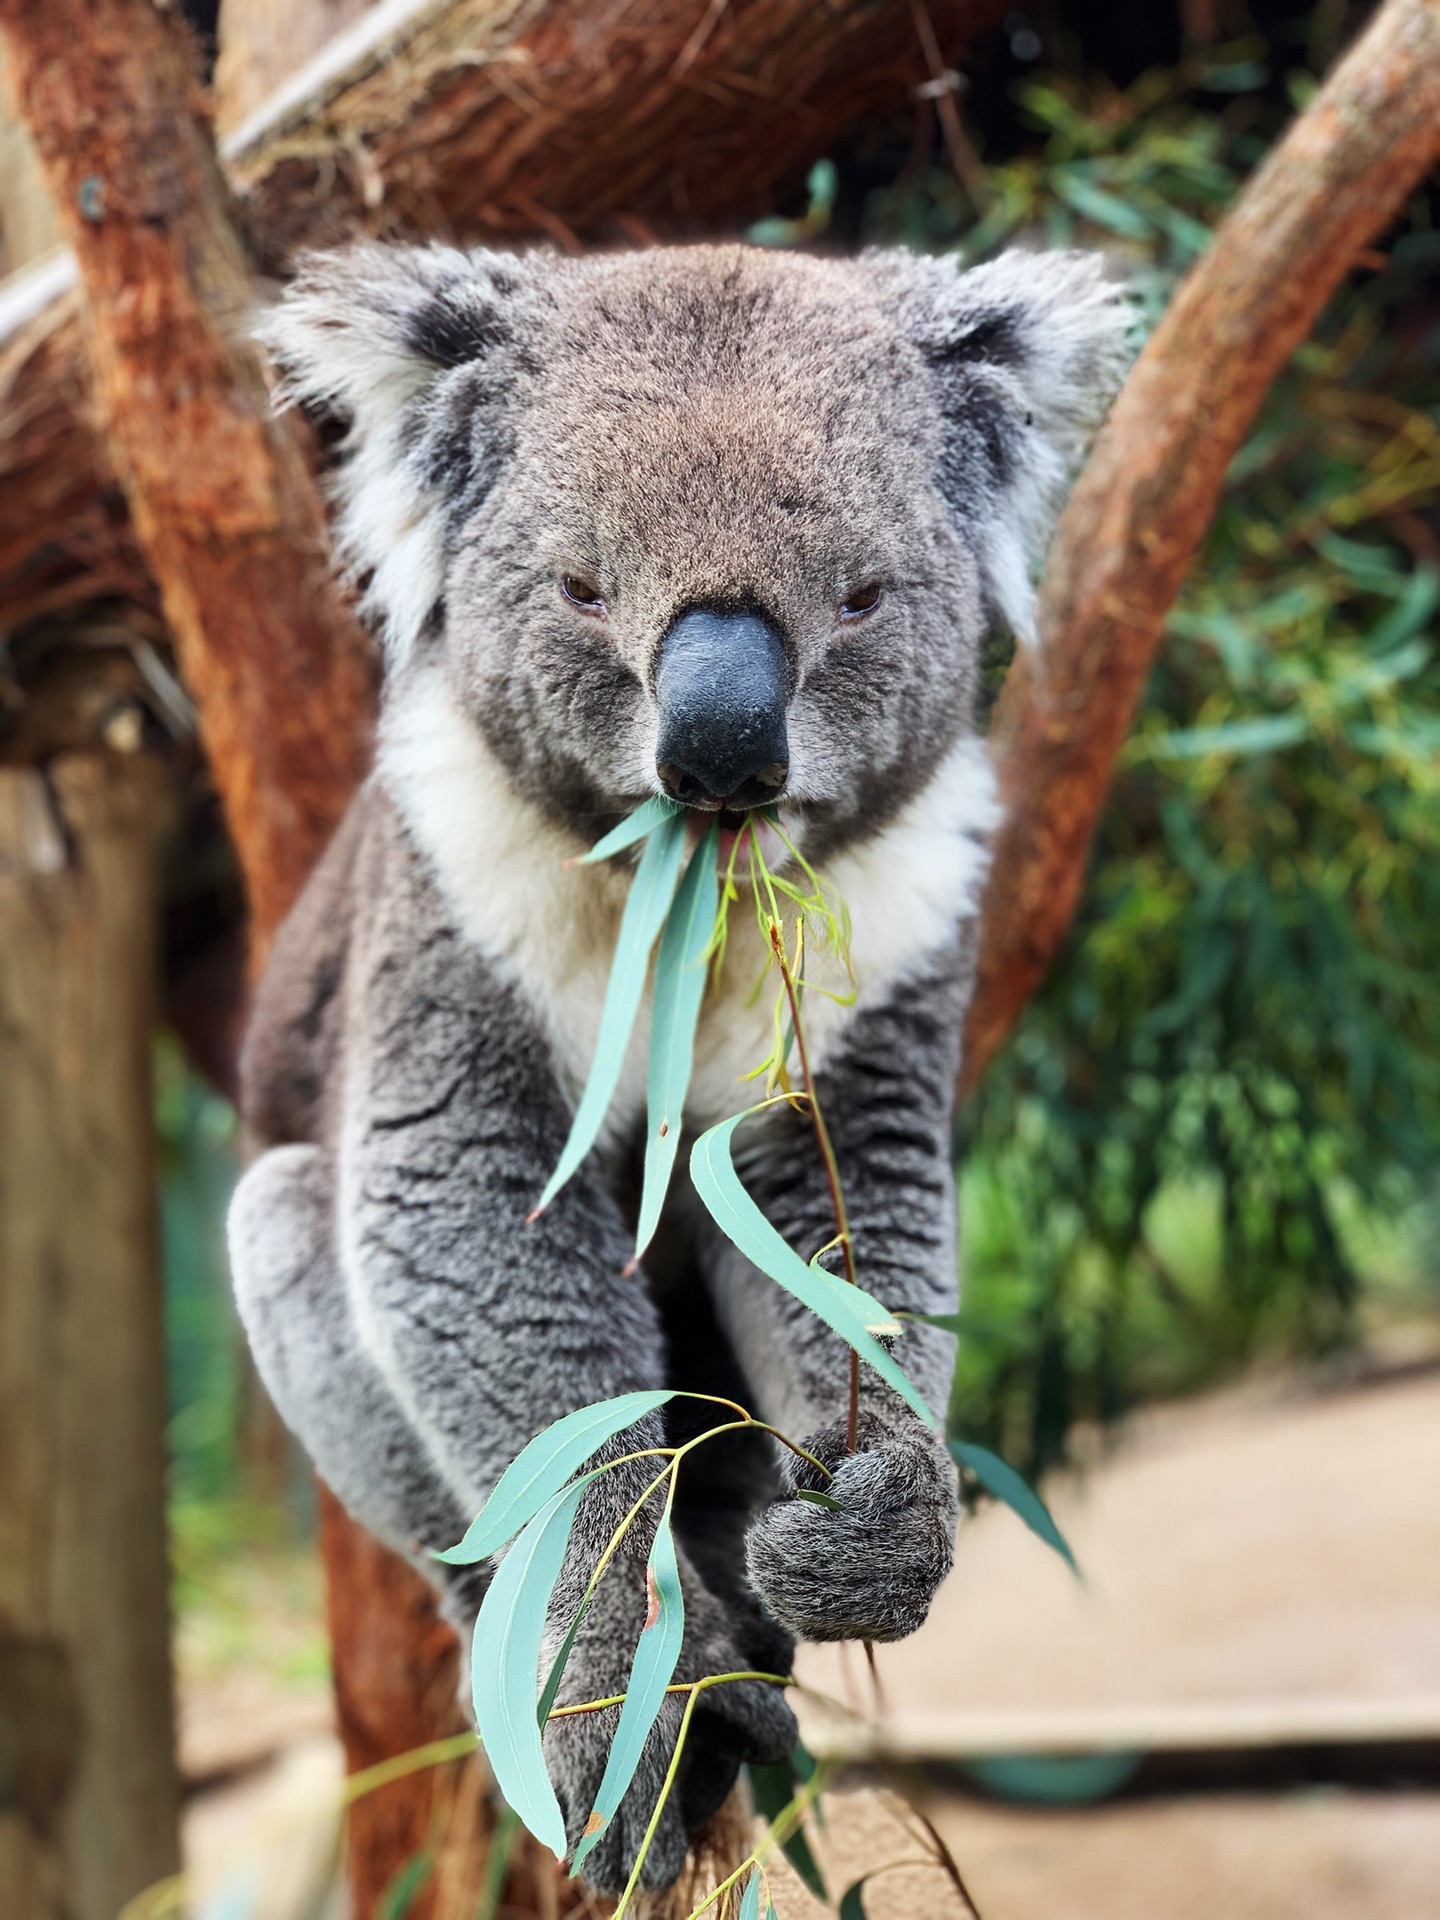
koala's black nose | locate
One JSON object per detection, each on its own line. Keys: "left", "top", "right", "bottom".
{"left": 654, "top": 608, "right": 790, "bottom": 809}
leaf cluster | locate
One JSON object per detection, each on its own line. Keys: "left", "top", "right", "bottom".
{"left": 873, "top": 56, "right": 1440, "bottom": 1476}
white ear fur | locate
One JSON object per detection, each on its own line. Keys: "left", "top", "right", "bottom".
{"left": 258, "top": 243, "right": 521, "bottom": 667}
{"left": 906, "top": 249, "right": 1135, "bottom": 644}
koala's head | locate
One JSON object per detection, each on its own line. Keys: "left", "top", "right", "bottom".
{"left": 265, "top": 242, "right": 1129, "bottom": 861}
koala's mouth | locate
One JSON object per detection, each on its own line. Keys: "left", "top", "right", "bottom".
{"left": 709, "top": 806, "right": 787, "bottom": 873}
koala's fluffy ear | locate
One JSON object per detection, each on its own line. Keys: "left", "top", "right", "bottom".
{"left": 259, "top": 243, "right": 536, "bottom": 663}
{"left": 894, "top": 249, "right": 1134, "bottom": 644}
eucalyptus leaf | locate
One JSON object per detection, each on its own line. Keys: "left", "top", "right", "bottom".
{"left": 570, "top": 1505, "right": 686, "bottom": 1875}
{"left": 839, "top": 1877, "right": 871, "bottom": 1920}
{"left": 1147, "top": 713, "right": 1309, "bottom": 760}
{"left": 537, "top": 809, "right": 688, "bottom": 1210}
{"left": 378, "top": 1851, "right": 432, "bottom": 1920}
{"left": 471, "top": 1480, "right": 587, "bottom": 1857}
{"left": 794, "top": 1488, "right": 843, "bottom": 1513}
{"left": 636, "top": 823, "right": 719, "bottom": 1257}
{"left": 949, "top": 1441, "right": 1080, "bottom": 1577}
{"left": 536, "top": 1588, "right": 592, "bottom": 1732}
{"left": 737, "top": 1866, "right": 762, "bottom": 1920}
{"left": 747, "top": 1758, "right": 826, "bottom": 1901}
{"left": 577, "top": 793, "right": 683, "bottom": 865}
{"left": 1054, "top": 171, "right": 1153, "bottom": 239}
{"left": 437, "top": 1390, "right": 674, "bottom": 1565}
{"left": 690, "top": 1111, "right": 937, "bottom": 1430}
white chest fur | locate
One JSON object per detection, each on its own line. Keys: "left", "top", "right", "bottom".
{"left": 380, "top": 668, "right": 998, "bottom": 1143}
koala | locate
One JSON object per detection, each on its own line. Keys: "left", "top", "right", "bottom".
{"left": 228, "top": 239, "right": 1128, "bottom": 1893}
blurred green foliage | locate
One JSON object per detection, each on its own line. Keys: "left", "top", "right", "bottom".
{"left": 852, "top": 52, "right": 1440, "bottom": 1474}
{"left": 156, "top": 1032, "right": 242, "bottom": 1504}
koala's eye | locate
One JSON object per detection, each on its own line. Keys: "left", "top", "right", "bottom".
{"left": 561, "top": 575, "right": 608, "bottom": 615}
{"left": 838, "top": 583, "right": 882, "bottom": 622}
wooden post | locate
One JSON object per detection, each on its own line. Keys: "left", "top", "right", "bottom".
{"left": 0, "top": 753, "right": 178, "bottom": 1920}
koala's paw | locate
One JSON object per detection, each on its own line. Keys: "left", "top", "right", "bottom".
{"left": 746, "top": 1410, "right": 959, "bottom": 1643}
{"left": 542, "top": 1552, "right": 797, "bottom": 1895}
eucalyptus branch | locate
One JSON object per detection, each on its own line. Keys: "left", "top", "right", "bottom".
{"left": 768, "top": 919, "right": 862, "bottom": 1454}
{"left": 547, "top": 1670, "right": 795, "bottom": 1721}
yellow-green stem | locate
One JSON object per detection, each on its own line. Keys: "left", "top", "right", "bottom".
{"left": 768, "top": 919, "right": 862, "bottom": 1452}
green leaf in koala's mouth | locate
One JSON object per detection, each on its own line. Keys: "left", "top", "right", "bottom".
{"left": 534, "top": 806, "right": 688, "bottom": 1213}
{"left": 635, "top": 818, "right": 719, "bottom": 1259}
{"left": 576, "top": 792, "right": 683, "bottom": 865}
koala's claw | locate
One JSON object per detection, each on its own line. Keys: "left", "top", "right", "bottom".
{"left": 745, "top": 1411, "right": 959, "bottom": 1643}
{"left": 540, "top": 1550, "right": 797, "bottom": 1895}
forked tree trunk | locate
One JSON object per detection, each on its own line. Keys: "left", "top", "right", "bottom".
{"left": 0, "top": 6, "right": 485, "bottom": 1915}
{"left": 0, "top": 753, "right": 179, "bottom": 1920}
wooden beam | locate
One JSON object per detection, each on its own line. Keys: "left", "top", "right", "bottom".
{"left": 960, "top": 0, "right": 1440, "bottom": 1096}
{"left": 0, "top": 0, "right": 1006, "bottom": 639}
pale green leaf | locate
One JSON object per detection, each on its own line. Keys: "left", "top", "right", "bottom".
{"left": 570, "top": 1506, "right": 686, "bottom": 1875}
{"left": 436, "top": 1391, "right": 673, "bottom": 1565}
{"left": 576, "top": 793, "right": 683, "bottom": 865}
{"left": 636, "top": 824, "right": 719, "bottom": 1257}
{"left": 1146, "top": 713, "right": 1309, "bottom": 760}
{"left": 739, "top": 1867, "right": 763, "bottom": 1920}
{"left": 689, "top": 1111, "right": 937, "bottom": 1430}
{"left": 1054, "top": 171, "right": 1153, "bottom": 239}
{"left": 471, "top": 1480, "right": 587, "bottom": 1857}
{"left": 949, "top": 1441, "right": 1080, "bottom": 1577}
{"left": 538, "top": 810, "right": 688, "bottom": 1210}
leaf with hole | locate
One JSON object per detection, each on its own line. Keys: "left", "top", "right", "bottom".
{"left": 689, "top": 1110, "right": 936, "bottom": 1429}
{"left": 576, "top": 792, "right": 683, "bottom": 865}
{"left": 437, "top": 1390, "right": 673, "bottom": 1565}
{"left": 537, "top": 809, "right": 688, "bottom": 1211}
{"left": 636, "top": 822, "right": 719, "bottom": 1257}
{"left": 949, "top": 1441, "right": 1080, "bottom": 1577}
{"left": 570, "top": 1503, "right": 686, "bottom": 1875}
{"left": 471, "top": 1479, "right": 587, "bottom": 1857}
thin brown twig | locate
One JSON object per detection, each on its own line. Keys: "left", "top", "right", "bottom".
{"left": 909, "top": 0, "right": 988, "bottom": 207}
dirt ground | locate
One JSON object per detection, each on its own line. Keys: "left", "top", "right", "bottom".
{"left": 178, "top": 1362, "right": 1440, "bottom": 1919}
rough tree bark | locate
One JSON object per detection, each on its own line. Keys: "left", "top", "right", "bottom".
{"left": 0, "top": 753, "right": 178, "bottom": 1920}
{"left": 0, "top": 7, "right": 503, "bottom": 1916}
{"left": 960, "top": 0, "right": 1440, "bottom": 1096}
{"left": 0, "top": 0, "right": 374, "bottom": 940}
{"left": 0, "top": 0, "right": 1006, "bottom": 642}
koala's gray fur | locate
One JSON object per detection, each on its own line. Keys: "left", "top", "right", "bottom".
{"left": 230, "top": 239, "right": 1129, "bottom": 1894}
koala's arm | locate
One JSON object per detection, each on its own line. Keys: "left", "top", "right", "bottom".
{"left": 249, "top": 794, "right": 792, "bottom": 1890}
{"left": 705, "top": 933, "right": 972, "bottom": 1644}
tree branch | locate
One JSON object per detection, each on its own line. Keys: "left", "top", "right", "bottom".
{"left": 960, "top": 0, "right": 1440, "bottom": 1098}
{"left": 0, "top": 0, "right": 374, "bottom": 942}
{"left": 0, "top": 0, "right": 1006, "bottom": 642}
